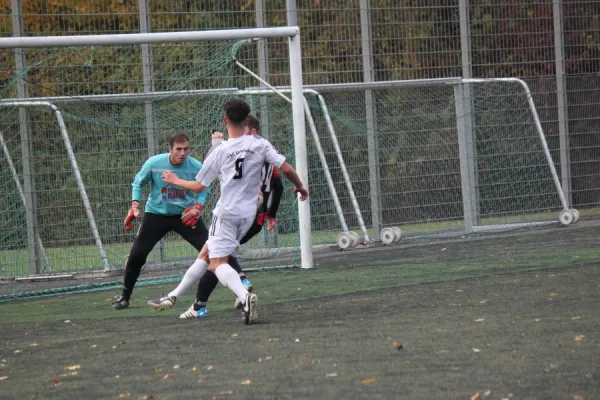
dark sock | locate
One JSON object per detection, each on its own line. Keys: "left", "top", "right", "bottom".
{"left": 196, "top": 270, "right": 219, "bottom": 303}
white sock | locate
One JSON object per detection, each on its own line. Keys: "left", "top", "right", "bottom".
{"left": 168, "top": 258, "right": 208, "bottom": 298}
{"left": 215, "top": 263, "right": 248, "bottom": 302}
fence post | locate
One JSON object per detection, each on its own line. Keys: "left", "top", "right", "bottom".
{"left": 458, "top": 0, "right": 480, "bottom": 229}
{"left": 138, "top": 0, "right": 164, "bottom": 264}
{"left": 11, "top": 0, "right": 40, "bottom": 274}
{"left": 552, "top": 0, "right": 572, "bottom": 207}
{"left": 360, "top": 0, "right": 382, "bottom": 241}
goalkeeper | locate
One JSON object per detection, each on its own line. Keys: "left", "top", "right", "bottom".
{"left": 148, "top": 114, "right": 284, "bottom": 318}
{"left": 112, "top": 132, "right": 251, "bottom": 310}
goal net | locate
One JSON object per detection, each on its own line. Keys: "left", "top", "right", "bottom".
{"left": 0, "top": 29, "right": 313, "bottom": 300}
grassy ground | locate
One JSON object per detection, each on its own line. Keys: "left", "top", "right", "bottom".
{"left": 1, "top": 220, "right": 599, "bottom": 399}
{"left": 4, "top": 208, "right": 598, "bottom": 277}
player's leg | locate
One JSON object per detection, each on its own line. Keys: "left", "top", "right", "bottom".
{"left": 114, "top": 213, "right": 170, "bottom": 309}
{"left": 149, "top": 219, "right": 210, "bottom": 311}
{"left": 208, "top": 216, "right": 259, "bottom": 324}
{"left": 149, "top": 245, "right": 210, "bottom": 311}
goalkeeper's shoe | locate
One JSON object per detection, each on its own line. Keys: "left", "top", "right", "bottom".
{"left": 112, "top": 296, "right": 129, "bottom": 310}
{"left": 179, "top": 303, "right": 208, "bottom": 319}
{"left": 243, "top": 293, "right": 258, "bottom": 325}
{"left": 148, "top": 295, "right": 176, "bottom": 311}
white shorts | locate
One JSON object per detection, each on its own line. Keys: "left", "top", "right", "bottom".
{"left": 207, "top": 215, "right": 255, "bottom": 258}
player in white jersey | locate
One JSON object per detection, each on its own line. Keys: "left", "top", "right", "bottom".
{"left": 162, "top": 98, "right": 308, "bottom": 324}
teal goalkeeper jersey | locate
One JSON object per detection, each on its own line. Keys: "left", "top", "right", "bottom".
{"left": 131, "top": 153, "right": 210, "bottom": 216}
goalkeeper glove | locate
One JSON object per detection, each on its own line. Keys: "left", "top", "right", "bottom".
{"left": 181, "top": 202, "right": 203, "bottom": 227}
{"left": 124, "top": 201, "right": 140, "bottom": 231}
{"left": 266, "top": 216, "right": 277, "bottom": 232}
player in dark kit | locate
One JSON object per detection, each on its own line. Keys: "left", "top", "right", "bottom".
{"left": 112, "top": 132, "right": 251, "bottom": 310}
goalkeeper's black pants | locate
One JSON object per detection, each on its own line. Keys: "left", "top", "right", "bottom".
{"left": 121, "top": 212, "right": 245, "bottom": 301}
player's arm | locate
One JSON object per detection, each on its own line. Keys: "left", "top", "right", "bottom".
{"left": 131, "top": 158, "right": 153, "bottom": 203}
{"left": 165, "top": 143, "right": 221, "bottom": 193}
{"left": 125, "top": 159, "right": 152, "bottom": 230}
{"left": 279, "top": 162, "right": 309, "bottom": 201}
{"left": 263, "top": 140, "right": 308, "bottom": 201}
{"left": 161, "top": 171, "right": 206, "bottom": 193}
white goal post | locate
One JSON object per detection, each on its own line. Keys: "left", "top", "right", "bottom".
{"left": 0, "top": 27, "right": 314, "bottom": 270}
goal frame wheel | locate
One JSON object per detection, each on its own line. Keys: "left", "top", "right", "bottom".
{"left": 391, "top": 227, "right": 402, "bottom": 243}
{"left": 381, "top": 228, "right": 395, "bottom": 245}
{"left": 570, "top": 208, "right": 580, "bottom": 224}
{"left": 559, "top": 209, "right": 574, "bottom": 226}
{"left": 337, "top": 232, "right": 352, "bottom": 249}
{"left": 348, "top": 231, "right": 360, "bottom": 247}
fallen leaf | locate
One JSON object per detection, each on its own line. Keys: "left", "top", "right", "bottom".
{"left": 483, "top": 390, "right": 492, "bottom": 397}
{"left": 240, "top": 379, "right": 251, "bottom": 385}
{"left": 65, "top": 365, "right": 80, "bottom": 371}
{"left": 115, "top": 375, "right": 120, "bottom": 379}
{"left": 362, "top": 378, "right": 377, "bottom": 384}
{"left": 474, "top": 318, "right": 485, "bottom": 322}
{"left": 472, "top": 348, "right": 481, "bottom": 353}
{"left": 214, "top": 390, "right": 233, "bottom": 396}
{"left": 326, "top": 373, "right": 338, "bottom": 377}
{"left": 572, "top": 316, "right": 581, "bottom": 320}
{"left": 13, "top": 350, "right": 21, "bottom": 354}
{"left": 264, "top": 356, "right": 272, "bottom": 361}
{"left": 231, "top": 333, "right": 239, "bottom": 337}
{"left": 295, "top": 338, "right": 300, "bottom": 343}
{"left": 64, "top": 320, "right": 71, "bottom": 323}
{"left": 29, "top": 342, "right": 39, "bottom": 347}
{"left": 207, "top": 365, "right": 214, "bottom": 371}
{"left": 155, "top": 368, "right": 162, "bottom": 372}
{"left": 191, "top": 367, "right": 197, "bottom": 372}
{"left": 549, "top": 292, "right": 559, "bottom": 297}
{"left": 297, "top": 305, "right": 302, "bottom": 310}
{"left": 119, "top": 393, "right": 130, "bottom": 399}
{"left": 440, "top": 349, "right": 450, "bottom": 353}
{"left": 0, "top": 376, "right": 7, "bottom": 381}
{"left": 91, "top": 345, "right": 97, "bottom": 349}
{"left": 471, "top": 393, "right": 481, "bottom": 400}
{"left": 173, "top": 365, "right": 181, "bottom": 369}
{"left": 534, "top": 318, "right": 542, "bottom": 322}
{"left": 441, "top": 248, "right": 446, "bottom": 251}
{"left": 52, "top": 376, "right": 59, "bottom": 386}
{"left": 574, "top": 335, "right": 585, "bottom": 342}
{"left": 266, "top": 338, "right": 278, "bottom": 342}
{"left": 138, "top": 396, "right": 154, "bottom": 400}
{"left": 299, "top": 353, "right": 310, "bottom": 359}
{"left": 162, "top": 374, "right": 171, "bottom": 380}
{"left": 479, "top": 300, "right": 488, "bottom": 304}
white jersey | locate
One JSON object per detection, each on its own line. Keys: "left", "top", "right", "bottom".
{"left": 196, "top": 134, "right": 286, "bottom": 219}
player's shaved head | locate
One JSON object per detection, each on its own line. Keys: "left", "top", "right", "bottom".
{"left": 224, "top": 98, "right": 251, "bottom": 126}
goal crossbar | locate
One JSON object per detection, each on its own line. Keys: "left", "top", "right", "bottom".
{"left": 0, "top": 27, "right": 300, "bottom": 48}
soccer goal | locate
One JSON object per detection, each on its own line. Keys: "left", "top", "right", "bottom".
{"left": 0, "top": 27, "right": 317, "bottom": 300}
